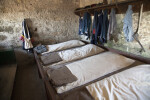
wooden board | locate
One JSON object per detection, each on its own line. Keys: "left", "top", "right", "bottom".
{"left": 0, "top": 64, "right": 17, "bottom": 100}
{"left": 75, "top": 0, "right": 150, "bottom": 16}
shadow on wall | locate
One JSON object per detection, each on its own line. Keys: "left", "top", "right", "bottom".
{"left": 23, "top": 19, "right": 56, "bottom": 46}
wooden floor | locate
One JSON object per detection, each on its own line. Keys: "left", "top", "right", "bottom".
{"left": 0, "top": 64, "right": 17, "bottom": 100}
{"left": 11, "top": 48, "right": 47, "bottom": 100}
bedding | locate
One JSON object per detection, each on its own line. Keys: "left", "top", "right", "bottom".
{"left": 86, "top": 64, "right": 150, "bottom": 100}
{"left": 41, "top": 52, "right": 62, "bottom": 65}
{"left": 54, "top": 52, "right": 136, "bottom": 93}
{"left": 34, "top": 44, "right": 47, "bottom": 53}
{"left": 44, "top": 62, "right": 69, "bottom": 70}
{"left": 42, "top": 40, "right": 85, "bottom": 54}
{"left": 41, "top": 44, "right": 104, "bottom": 66}
{"left": 47, "top": 66, "right": 77, "bottom": 86}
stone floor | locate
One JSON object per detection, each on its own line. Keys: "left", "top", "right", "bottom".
{"left": 11, "top": 48, "right": 47, "bottom": 100}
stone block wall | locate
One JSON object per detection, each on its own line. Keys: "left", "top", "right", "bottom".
{"left": 0, "top": 0, "right": 80, "bottom": 48}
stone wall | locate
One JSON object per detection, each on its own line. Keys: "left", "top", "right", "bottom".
{"left": 0, "top": 0, "right": 80, "bottom": 48}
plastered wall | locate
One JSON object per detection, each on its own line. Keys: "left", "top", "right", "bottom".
{"left": 0, "top": 0, "right": 80, "bottom": 48}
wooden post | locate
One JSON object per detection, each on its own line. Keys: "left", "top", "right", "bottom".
{"left": 103, "top": 0, "right": 108, "bottom": 4}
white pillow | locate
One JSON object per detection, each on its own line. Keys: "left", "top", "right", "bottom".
{"left": 58, "top": 44, "right": 104, "bottom": 62}
{"left": 42, "top": 40, "right": 85, "bottom": 54}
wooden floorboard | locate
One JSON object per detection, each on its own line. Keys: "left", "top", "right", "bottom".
{"left": 0, "top": 64, "right": 17, "bottom": 100}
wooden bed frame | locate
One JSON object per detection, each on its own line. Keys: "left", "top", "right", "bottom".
{"left": 34, "top": 43, "right": 150, "bottom": 100}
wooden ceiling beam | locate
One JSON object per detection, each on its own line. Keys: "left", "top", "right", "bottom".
{"left": 74, "top": 0, "right": 150, "bottom": 16}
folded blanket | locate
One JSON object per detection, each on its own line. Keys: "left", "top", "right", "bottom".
{"left": 34, "top": 45, "right": 47, "bottom": 53}
{"left": 47, "top": 66, "right": 77, "bottom": 86}
{"left": 41, "top": 52, "right": 62, "bottom": 65}
{"left": 46, "top": 63, "right": 68, "bottom": 70}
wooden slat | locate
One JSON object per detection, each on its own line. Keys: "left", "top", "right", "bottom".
{"left": 34, "top": 50, "right": 61, "bottom": 100}
{"left": 74, "top": 0, "right": 150, "bottom": 16}
{"left": 0, "top": 64, "right": 17, "bottom": 100}
{"left": 33, "top": 50, "right": 46, "bottom": 80}
{"left": 97, "top": 44, "right": 150, "bottom": 64}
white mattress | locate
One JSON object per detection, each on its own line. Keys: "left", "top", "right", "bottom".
{"left": 42, "top": 40, "right": 85, "bottom": 54}
{"left": 56, "top": 52, "right": 135, "bottom": 93}
{"left": 58, "top": 44, "right": 104, "bottom": 62}
{"left": 86, "top": 64, "right": 150, "bottom": 100}
{"left": 44, "top": 44, "right": 104, "bottom": 68}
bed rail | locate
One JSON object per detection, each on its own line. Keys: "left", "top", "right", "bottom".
{"left": 98, "top": 45, "right": 150, "bottom": 64}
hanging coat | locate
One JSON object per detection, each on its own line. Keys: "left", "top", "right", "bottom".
{"left": 123, "top": 5, "right": 134, "bottom": 42}
{"left": 95, "top": 11, "right": 103, "bottom": 44}
{"left": 82, "top": 12, "right": 91, "bottom": 39}
{"left": 100, "top": 9, "right": 109, "bottom": 44}
{"left": 91, "top": 11, "right": 98, "bottom": 44}
{"left": 22, "top": 19, "right": 33, "bottom": 50}
{"left": 78, "top": 17, "right": 83, "bottom": 35}
{"left": 107, "top": 8, "right": 117, "bottom": 40}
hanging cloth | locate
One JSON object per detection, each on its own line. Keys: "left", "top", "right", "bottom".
{"left": 22, "top": 20, "right": 33, "bottom": 49}
{"left": 91, "top": 11, "right": 98, "bottom": 44}
{"left": 82, "top": 12, "right": 91, "bottom": 39}
{"left": 95, "top": 11, "right": 103, "bottom": 44}
{"left": 107, "top": 8, "right": 117, "bottom": 40}
{"left": 100, "top": 9, "right": 109, "bottom": 44}
{"left": 123, "top": 5, "right": 134, "bottom": 42}
{"left": 78, "top": 17, "right": 83, "bottom": 35}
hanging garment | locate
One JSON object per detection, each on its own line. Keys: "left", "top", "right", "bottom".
{"left": 22, "top": 20, "right": 32, "bottom": 38}
{"left": 123, "top": 5, "right": 134, "bottom": 42}
{"left": 78, "top": 17, "right": 83, "bottom": 35}
{"left": 21, "top": 20, "right": 27, "bottom": 50}
{"left": 100, "top": 9, "right": 109, "bottom": 44}
{"left": 82, "top": 12, "right": 91, "bottom": 39}
{"left": 22, "top": 20, "right": 33, "bottom": 49}
{"left": 20, "top": 35, "right": 25, "bottom": 50}
{"left": 91, "top": 11, "right": 98, "bottom": 44}
{"left": 95, "top": 11, "right": 103, "bottom": 44}
{"left": 107, "top": 8, "right": 117, "bottom": 40}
